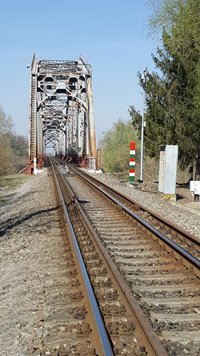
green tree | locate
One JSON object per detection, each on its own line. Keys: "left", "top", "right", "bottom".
{"left": 166, "top": 0, "right": 200, "bottom": 178}
{"left": 128, "top": 105, "right": 142, "bottom": 138}
{"left": 100, "top": 119, "right": 139, "bottom": 173}
{"left": 131, "top": 0, "right": 200, "bottom": 179}
{"left": 0, "top": 105, "right": 28, "bottom": 175}
{"left": 147, "top": 0, "right": 186, "bottom": 36}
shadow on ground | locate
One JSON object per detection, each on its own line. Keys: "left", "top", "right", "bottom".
{"left": 0, "top": 206, "right": 59, "bottom": 238}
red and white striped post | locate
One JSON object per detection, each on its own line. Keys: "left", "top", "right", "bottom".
{"left": 129, "top": 141, "right": 136, "bottom": 184}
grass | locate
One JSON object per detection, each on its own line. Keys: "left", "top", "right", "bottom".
{"left": 102, "top": 156, "right": 191, "bottom": 185}
{"left": 0, "top": 174, "right": 28, "bottom": 207}
{"left": 0, "top": 174, "right": 28, "bottom": 190}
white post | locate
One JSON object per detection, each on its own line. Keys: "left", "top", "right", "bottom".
{"left": 139, "top": 91, "right": 145, "bottom": 182}
{"left": 33, "top": 157, "right": 37, "bottom": 175}
{"left": 139, "top": 69, "right": 147, "bottom": 183}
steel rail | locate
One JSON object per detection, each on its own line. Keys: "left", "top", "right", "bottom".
{"left": 54, "top": 163, "right": 168, "bottom": 356}
{"left": 72, "top": 195, "right": 168, "bottom": 356}
{"left": 72, "top": 165, "right": 200, "bottom": 247}
{"left": 70, "top": 166, "right": 200, "bottom": 270}
{"left": 52, "top": 164, "right": 114, "bottom": 356}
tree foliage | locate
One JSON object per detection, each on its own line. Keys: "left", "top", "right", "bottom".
{"left": 99, "top": 119, "right": 139, "bottom": 173}
{"left": 0, "top": 134, "right": 13, "bottom": 175}
{"left": 10, "top": 133, "right": 28, "bottom": 158}
{"left": 130, "top": 0, "right": 200, "bottom": 179}
{"left": 147, "top": 0, "right": 186, "bottom": 36}
{"left": 0, "top": 105, "right": 28, "bottom": 176}
{"left": 128, "top": 106, "right": 142, "bottom": 138}
{"left": 0, "top": 106, "right": 13, "bottom": 133}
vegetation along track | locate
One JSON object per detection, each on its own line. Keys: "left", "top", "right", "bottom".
{"left": 52, "top": 160, "right": 200, "bottom": 355}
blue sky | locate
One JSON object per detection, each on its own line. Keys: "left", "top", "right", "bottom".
{"left": 0, "top": 0, "right": 158, "bottom": 144}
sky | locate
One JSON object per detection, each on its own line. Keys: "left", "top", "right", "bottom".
{"left": 0, "top": 0, "right": 158, "bottom": 145}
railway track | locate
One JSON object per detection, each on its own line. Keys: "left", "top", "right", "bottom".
{"left": 69, "top": 165, "right": 200, "bottom": 263}
{"left": 51, "top": 161, "right": 200, "bottom": 355}
{"left": 52, "top": 161, "right": 167, "bottom": 355}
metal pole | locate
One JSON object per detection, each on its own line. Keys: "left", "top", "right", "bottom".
{"left": 139, "top": 88, "right": 145, "bottom": 183}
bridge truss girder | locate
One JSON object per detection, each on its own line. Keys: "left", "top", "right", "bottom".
{"left": 29, "top": 54, "right": 96, "bottom": 164}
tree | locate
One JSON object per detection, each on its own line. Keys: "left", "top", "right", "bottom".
{"left": 131, "top": 0, "right": 200, "bottom": 179}
{"left": 0, "top": 106, "right": 14, "bottom": 175}
{"left": 10, "top": 134, "right": 28, "bottom": 158}
{"left": 128, "top": 105, "right": 142, "bottom": 138}
{"left": 0, "top": 105, "right": 28, "bottom": 175}
{"left": 0, "top": 105, "right": 13, "bottom": 133}
{"left": 0, "top": 134, "right": 13, "bottom": 175}
{"left": 99, "top": 119, "right": 139, "bottom": 173}
{"left": 167, "top": 0, "right": 200, "bottom": 179}
{"left": 147, "top": 0, "right": 186, "bottom": 37}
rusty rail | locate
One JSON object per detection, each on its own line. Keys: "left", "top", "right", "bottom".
{"left": 69, "top": 165, "right": 200, "bottom": 272}
{"left": 52, "top": 163, "right": 114, "bottom": 355}
{"left": 51, "top": 160, "right": 168, "bottom": 355}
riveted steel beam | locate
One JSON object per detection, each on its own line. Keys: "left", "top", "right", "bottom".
{"left": 29, "top": 55, "right": 97, "bottom": 166}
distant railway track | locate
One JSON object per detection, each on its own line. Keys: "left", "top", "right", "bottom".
{"left": 51, "top": 159, "right": 200, "bottom": 355}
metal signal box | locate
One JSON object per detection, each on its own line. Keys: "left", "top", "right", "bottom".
{"left": 158, "top": 145, "right": 178, "bottom": 197}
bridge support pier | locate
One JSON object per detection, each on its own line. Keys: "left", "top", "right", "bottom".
{"left": 21, "top": 155, "right": 46, "bottom": 175}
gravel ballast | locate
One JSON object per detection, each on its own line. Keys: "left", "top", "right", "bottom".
{"left": 0, "top": 169, "right": 83, "bottom": 355}
{"left": 0, "top": 167, "right": 199, "bottom": 355}
{"left": 89, "top": 171, "right": 200, "bottom": 240}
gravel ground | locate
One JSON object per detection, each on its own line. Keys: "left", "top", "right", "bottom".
{"left": 0, "top": 167, "right": 199, "bottom": 355}
{"left": 0, "top": 170, "right": 72, "bottom": 356}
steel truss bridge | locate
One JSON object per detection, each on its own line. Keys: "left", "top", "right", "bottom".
{"left": 28, "top": 54, "right": 96, "bottom": 172}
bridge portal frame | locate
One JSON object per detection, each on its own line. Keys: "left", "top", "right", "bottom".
{"left": 28, "top": 54, "right": 96, "bottom": 173}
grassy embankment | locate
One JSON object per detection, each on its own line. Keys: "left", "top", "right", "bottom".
{"left": 0, "top": 175, "right": 28, "bottom": 206}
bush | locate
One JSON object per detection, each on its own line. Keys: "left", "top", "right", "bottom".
{"left": 100, "top": 119, "right": 139, "bottom": 173}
